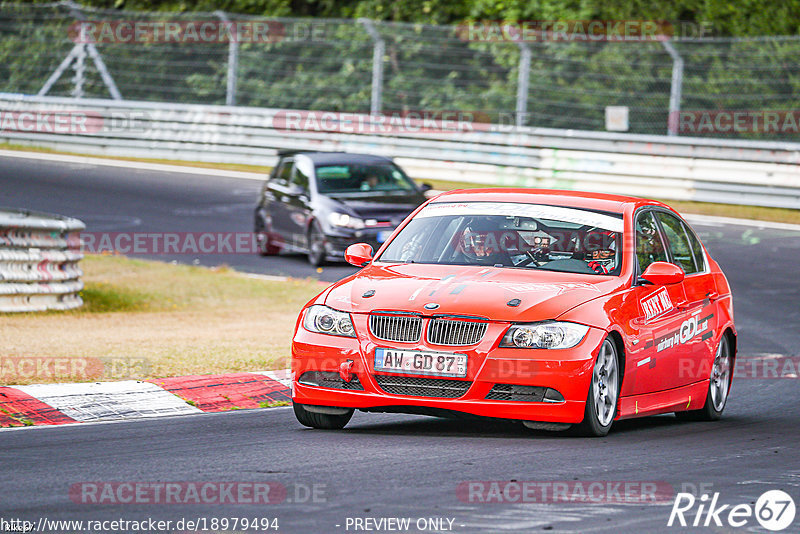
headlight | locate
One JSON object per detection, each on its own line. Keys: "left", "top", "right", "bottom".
{"left": 303, "top": 305, "right": 356, "bottom": 337}
{"left": 500, "top": 321, "right": 589, "bottom": 349}
{"left": 328, "top": 212, "right": 365, "bottom": 230}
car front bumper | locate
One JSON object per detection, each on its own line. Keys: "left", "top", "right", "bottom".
{"left": 291, "top": 319, "right": 605, "bottom": 424}
{"left": 322, "top": 227, "right": 395, "bottom": 259}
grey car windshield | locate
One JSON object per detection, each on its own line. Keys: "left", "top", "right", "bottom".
{"left": 316, "top": 163, "right": 417, "bottom": 194}
{"left": 377, "top": 202, "right": 624, "bottom": 275}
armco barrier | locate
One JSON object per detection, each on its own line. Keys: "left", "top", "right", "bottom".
{"left": 0, "top": 209, "right": 85, "bottom": 312}
{"left": 0, "top": 94, "right": 799, "bottom": 208}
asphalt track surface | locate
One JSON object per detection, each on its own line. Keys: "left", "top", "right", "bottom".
{"left": 2, "top": 155, "right": 800, "bottom": 533}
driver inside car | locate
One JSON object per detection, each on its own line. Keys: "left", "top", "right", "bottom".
{"left": 457, "top": 218, "right": 513, "bottom": 266}
{"left": 360, "top": 174, "right": 380, "bottom": 190}
{"left": 585, "top": 229, "right": 618, "bottom": 274}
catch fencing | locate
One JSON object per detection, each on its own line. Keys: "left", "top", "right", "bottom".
{"left": 0, "top": 208, "right": 85, "bottom": 312}
{"left": 1, "top": 2, "right": 799, "bottom": 140}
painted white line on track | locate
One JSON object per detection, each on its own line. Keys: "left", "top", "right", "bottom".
{"left": 0, "top": 406, "right": 293, "bottom": 433}
{"left": 2, "top": 369, "right": 294, "bottom": 430}
{"left": 254, "top": 369, "right": 293, "bottom": 388}
{"left": 0, "top": 149, "right": 266, "bottom": 181}
{"left": 15, "top": 380, "right": 202, "bottom": 422}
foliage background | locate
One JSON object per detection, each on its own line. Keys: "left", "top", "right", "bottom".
{"left": 2, "top": 1, "right": 799, "bottom": 139}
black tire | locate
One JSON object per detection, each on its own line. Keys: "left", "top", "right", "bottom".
{"left": 254, "top": 216, "right": 278, "bottom": 256}
{"left": 676, "top": 334, "right": 732, "bottom": 422}
{"left": 307, "top": 221, "right": 327, "bottom": 267}
{"left": 293, "top": 402, "right": 353, "bottom": 429}
{"left": 574, "top": 336, "right": 621, "bottom": 437}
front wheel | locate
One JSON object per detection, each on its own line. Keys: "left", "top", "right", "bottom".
{"left": 676, "top": 334, "right": 732, "bottom": 421}
{"left": 575, "top": 336, "right": 620, "bottom": 437}
{"left": 307, "top": 222, "right": 327, "bottom": 267}
{"left": 254, "top": 216, "right": 278, "bottom": 256}
{"left": 293, "top": 402, "right": 353, "bottom": 429}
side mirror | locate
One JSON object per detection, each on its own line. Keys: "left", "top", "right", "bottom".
{"left": 418, "top": 182, "right": 433, "bottom": 193}
{"left": 287, "top": 183, "right": 307, "bottom": 196}
{"left": 640, "top": 262, "right": 685, "bottom": 285}
{"left": 345, "top": 243, "right": 374, "bottom": 267}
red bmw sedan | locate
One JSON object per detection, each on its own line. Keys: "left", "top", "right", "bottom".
{"left": 290, "top": 189, "right": 736, "bottom": 436}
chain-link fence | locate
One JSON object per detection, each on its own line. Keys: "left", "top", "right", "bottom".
{"left": 1, "top": 1, "right": 799, "bottom": 140}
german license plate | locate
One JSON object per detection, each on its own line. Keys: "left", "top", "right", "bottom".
{"left": 377, "top": 230, "right": 392, "bottom": 243}
{"left": 374, "top": 348, "right": 467, "bottom": 378}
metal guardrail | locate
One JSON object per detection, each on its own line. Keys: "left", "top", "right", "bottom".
{"left": 0, "top": 94, "right": 799, "bottom": 209}
{"left": 0, "top": 208, "right": 85, "bottom": 313}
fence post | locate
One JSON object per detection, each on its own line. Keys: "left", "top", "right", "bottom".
{"left": 661, "top": 39, "right": 684, "bottom": 136}
{"left": 516, "top": 43, "right": 532, "bottom": 128}
{"left": 216, "top": 11, "right": 238, "bottom": 106}
{"left": 40, "top": 1, "right": 123, "bottom": 100}
{"left": 360, "top": 18, "right": 384, "bottom": 115}
{"left": 71, "top": 43, "right": 86, "bottom": 98}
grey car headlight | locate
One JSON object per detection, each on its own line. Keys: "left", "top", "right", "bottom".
{"left": 328, "top": 212, "right": 365, "bottom": 230}
{"left": 500, "top": 321, "right": 589, "bottom": 349}
{"left": 303, "top": 305, "right": 356, "bottom": 337}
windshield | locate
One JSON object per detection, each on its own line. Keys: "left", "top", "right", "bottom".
{"left": 377, "top": 201, "right": 624, "bottom": 275}
{"left": 315, "top": 163, "right": 418, "bottom": 195}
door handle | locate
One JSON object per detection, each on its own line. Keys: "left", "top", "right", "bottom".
{"left": 675, "top": 300, "right": 689, "bottom": 310}
{"left": 706, "top": 291, "right": 720, "bottom": 302}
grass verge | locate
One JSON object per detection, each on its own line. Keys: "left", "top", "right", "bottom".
{"left": 0, "top": 254, "right": 324, "bottom": 385}
{"left": 0, "top": 142, "right": 271, "bottom": 175}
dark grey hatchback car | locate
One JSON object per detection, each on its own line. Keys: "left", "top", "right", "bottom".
{"left": 255, "top": 151, "right": 430, "bottom": 266}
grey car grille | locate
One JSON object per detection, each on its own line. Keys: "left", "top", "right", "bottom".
{"left": 427, "top": 318, "right": 488, "bottom": 346}
{"left": 485, "top": 384, "right": 547, "bottom": 402}
{"left": 369, "top": 313, "right": 422, "bottom": 343}
{"left": 297, "top": 371, "right": 364, "bottom": 391}
{"left": 373, "top": 375, "right": 471, "bottom": 398}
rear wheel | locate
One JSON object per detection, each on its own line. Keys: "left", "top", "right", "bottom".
{"left": 307, "top": 222, "right": 327, "bottom": 267}
{"left": 293, "top": 402, "right": 353, "bottom": 429}
{"left": 676, "top": 334, "right": 732, "bottom": 421}
{"left": 575, "top": 337, "right": 620, "bottom": 437}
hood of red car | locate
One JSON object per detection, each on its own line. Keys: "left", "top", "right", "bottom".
{"left": 323, "top": 263, "right": 625, "bottom": 322}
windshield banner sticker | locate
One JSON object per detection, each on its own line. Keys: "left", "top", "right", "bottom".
{"left": 418, "top": 202, "right": 624, "bottom": 232}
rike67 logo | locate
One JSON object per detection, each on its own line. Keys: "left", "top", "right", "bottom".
{"left": 668, "top": 490, "right": 796, "bottom": 531}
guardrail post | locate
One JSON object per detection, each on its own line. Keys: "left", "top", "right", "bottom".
{"left": 661, "top": 39, "right": 684, "bottom": 136}
{"left": 216, "top": 11, "right": 238, "bottom": 106}
{"left": 360, "top": 19, "right": 384, "bottom": 115}
{"left": 516, "top": 42, "right": 532, "bottom": 128}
